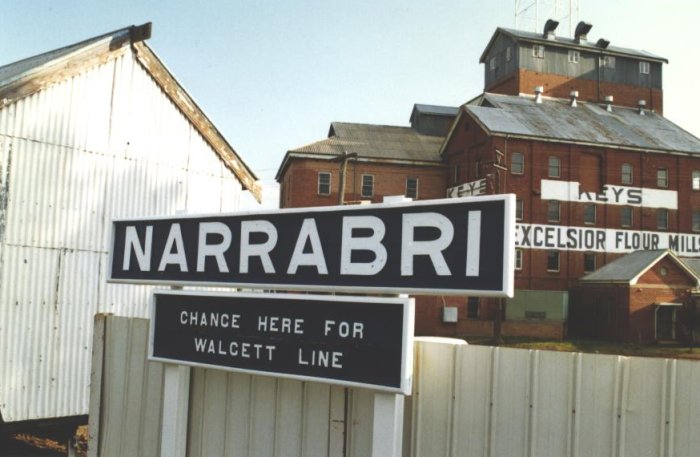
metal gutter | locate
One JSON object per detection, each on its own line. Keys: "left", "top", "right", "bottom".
{"left": 130, "top": 41, "right": 260, "bottom": 201}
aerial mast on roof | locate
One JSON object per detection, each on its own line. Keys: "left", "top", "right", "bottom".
{"left": 515, "top": 0, "right": 580, "bottom": 36}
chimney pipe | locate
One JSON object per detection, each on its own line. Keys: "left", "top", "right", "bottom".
{"left": 604, "top": 95, "right": 614, "bottom": 112}
{"left": 534, "top": 86, "right": 544, "bottom": 104}
{"left": 574, "top": 21, "right": 593, "bottom": 43}
{"left": 569, "top": 90, "right": 579, "bottom": 107}
{"left": 543, "top": 19, "right": 559, "bottom": 39}
{"left": 638, "top": 99, "right": 646, "bottom": 115}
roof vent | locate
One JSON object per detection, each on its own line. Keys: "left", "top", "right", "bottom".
{"left": 543, "top": 19, "right": 559, "bottom": 39}
{"left": 638, "top": 99, "right": 647, "bottom": 115}
{"left": 604, "top": 95, "right": 614, "bottom": 112}
{"left": 574, "top": 21, "right": 593, "bottom": 43}
{"left": 534, "top": 86, "right": 544, "bottom": 104}
{"left": 569, "top": 90, "right": 579, "bottom": 108}
{"left": 596, "top": 38, "right": 610, "bottom": 49}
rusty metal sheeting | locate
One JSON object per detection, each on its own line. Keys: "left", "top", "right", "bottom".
{"left": 290, "top": 122, "right": 445, "bottom": 162}
{"left": 467, "top": 93, "right": 700, "bottom": 154}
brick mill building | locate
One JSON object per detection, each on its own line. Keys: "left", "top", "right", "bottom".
{"left": 276, "top": 20, "right": 700, "bottom": 342}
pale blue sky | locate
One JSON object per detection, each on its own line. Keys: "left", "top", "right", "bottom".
{"left": 3, "top": 1, "right": 699, "bottom": 194}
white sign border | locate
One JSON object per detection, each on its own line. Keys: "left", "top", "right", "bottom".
{"left": 109, "top": 195, "right": 516, "bottom": 298}
{"left": 148, "top": 290, "right": 415, "bottom": 395}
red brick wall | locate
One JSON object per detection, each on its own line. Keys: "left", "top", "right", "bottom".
{"left": 571, "top": 257, "right": 693, "bottom": 343}
{"left": 279, "top": 158, "right": 447, "bottom": 208}
{"left": 445, "top": 117, "right": 700, "bottom": 291}
{"left": 489, "top": 69, "right": 663, "bottom": 114}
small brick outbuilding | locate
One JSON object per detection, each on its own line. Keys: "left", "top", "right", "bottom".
{"left": 569, "top": 250, "right": 699, "bottom": 343}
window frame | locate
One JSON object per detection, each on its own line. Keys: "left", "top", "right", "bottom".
{"left": 505, "top": 46, "right": 512, "bottom": 62}
{"left": 657, "top": 208, "right": 669, "bottom": 230}
{"left": 621, "top": 206, "right": 633, "bottom": 228}
{"left": 693, "top": 170, "right": 700, "bottom": 190}
{"left": 583, "top": 252, "right": 596, "bottom": 273}
{"left": 568, "top": 50, "right": 580, "bottom": 63}
{"left": 603, "top": 55, "right": 616, "bottom": 68}
{"left": 657, "top": 168, "right": 669, "bottom": 188}
{"left": 547, "top": 200, "right": 561, "bottom": 223}
{"left": 546, "top": 251, "right": 560, "bottom": 272}
{"left": 621, "top": 163, "right": 633, "bottom": 185}
{"left": 548, "top": 156, "right": 561, "bottom": 178}
{"left": 693, "top": 211, "right": 700, "bottom": 232}
{"left": 361, "top": 174, "right": 374, "bottom": 198}
{"left": 583, "top": 204, "right": 596, "bottom": 225}
{"left": 532, "top": 44, "right": 545, "bottom": 59}
{"left": 489, "top": 56, "right": 497, "bottom": 71}
{"left": 639, "top": 61, "right": 650, "bottom": 74}
{"left": 516, "top": 198, "right": 524, "bottom": 221}
{"left": 511, "top": 152, "right": 524, "bottom": 175}
{"left": 317, "top": 172, "right": 331, "bottom": 196}
{"left": 406, "top": 177, "right": 418, "bottom": 199}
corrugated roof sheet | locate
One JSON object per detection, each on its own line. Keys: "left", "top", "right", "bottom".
{"left": 579, "top": 250, "right": 679, "bottom": 283}
{"left": 465, "top": 93, "right": 700, "bottom": 154}
{"left": 481, "top": 27, "right": 667, "bottom": 63}
{"left": 289, "top": 122, "right": 444, "bottom": 163}
{"left": 412, "top": 104, "right": 460, "bottom": 117}
{"left": 0, "top": 24, "right": 260, "bottom": 199}
{"left": 680, "top": 257, "right": 700, "bottom": 278}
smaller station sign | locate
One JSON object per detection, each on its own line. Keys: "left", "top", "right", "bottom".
{"left": 149, "top": 290, "right": 414, "bottom": 394}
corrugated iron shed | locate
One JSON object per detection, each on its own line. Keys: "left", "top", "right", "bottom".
{"left": 0, "top": 24, "right": 257, "bottom": 423}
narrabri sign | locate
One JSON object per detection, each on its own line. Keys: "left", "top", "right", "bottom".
{"left": 109, "top": 196, "right": 515, "bottom": 297}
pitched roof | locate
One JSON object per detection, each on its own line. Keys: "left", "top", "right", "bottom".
{"left": 0, "top": 23, "right": 260, "bottom": 201}
{"left": 410, "top": 104, "right": 459, "bottom": 120}
{"left": 480, "top": 27, "right": 668, "bottom": 64}
{"left": 276, "top": 121, "right": 445, "bottom": 180}
{"left": 579, "top": 250, "right": 699, "bottom": 285}
{"left": 460, "top": 93, "right": 700, "bottom": 155}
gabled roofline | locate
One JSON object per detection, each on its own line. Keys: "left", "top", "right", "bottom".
{"left": 456, "top": 97, "right": 700, "bottom": 158}
{"left": 479, "top": 27, "right": 668, "bottom": 64}
{"left": 275, "top": 150, "right": 446, "bottom": 182}
{"left": 0, "top": 23, "right": 261, "bottom": 201}
{"left": 579, "top": 250, "right": 700, "bottom": 286}
{"left": 131, "top": 41, "right": 260, "bottom": 200}
{"left": 630, "top": 250, "right": 700, "bottom": 287}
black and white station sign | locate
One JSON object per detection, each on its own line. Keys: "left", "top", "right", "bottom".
{"left": 149, "top": 291, "right": 413, "bottom": 393}
{"left": 110, "top": 195, "right": 515, "bottom": 296}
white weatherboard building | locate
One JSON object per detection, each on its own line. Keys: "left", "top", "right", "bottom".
{"left": 0, "top": 23, "right": 259, "bottom": 425}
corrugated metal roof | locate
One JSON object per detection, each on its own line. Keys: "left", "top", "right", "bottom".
{"left": 680, "top": 257, "right": 700, "bottom": 278}
{"left": 579, "top": 250, "right": 688, "bottom": 283}
{"left": 464, "top": 93, "right": 700, "bottom": 155}
{"left": 291, "top": 122, "right": 444, "bottom": 162}
{"left": 0, "top": 24, "right": 260, "bottom": 200}
{"left": 480, "top": 27, "right": 668, "bottom": 63}
{"left": 411, "top": 104, "right": 460, "bottom": 117}
{"left": 0, "top": 29, "right": 129, "bottom": 88}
